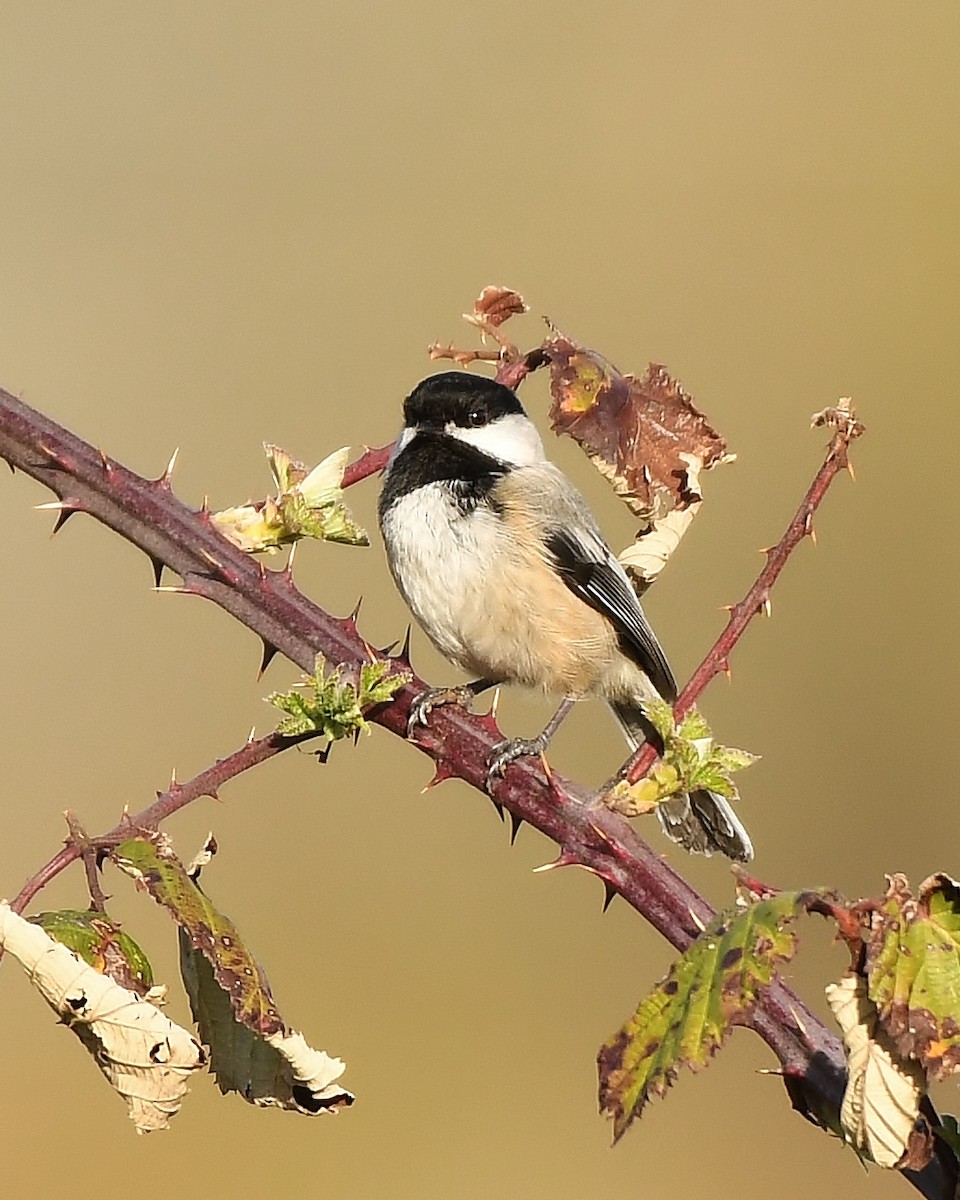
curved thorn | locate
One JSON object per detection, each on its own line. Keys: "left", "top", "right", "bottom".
{"left": 147, "top": 554, "right": 165, "bottom": 587}
{"left": 398, "top": 624, "right": 413, "bottom": 665}
{"left": 601, "top": 880, "right": 618, "bottom": 913}
{"left": 532, "top": 850, "right": 580, "bottom": 874}
{"left": 52, "top": 507, "right": 78, "bottom": 535}
{"left": 160, "top": 447, "right": 180, "bottom": 485}
{"left": 34, "top": 499, "right": 76, "bottom": 511}
{"left": 35, "top": 499, "right": 82, "bottom": 536}
{"left": 258, "top": 639, "right": 280, "bottom": 679}
{"left": 688, "top": 906, "right": 707, "bottom": 932}
{"left": 509, "top": 810, "right": 523, "bottom": 845}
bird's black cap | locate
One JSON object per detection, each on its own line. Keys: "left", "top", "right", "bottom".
{"left": 403, "top": 372, "right": 524, "bottom": 431}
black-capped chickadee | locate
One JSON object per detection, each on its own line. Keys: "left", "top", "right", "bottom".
{"left": 378, "top": 371, "right": 753, "bottom": 862}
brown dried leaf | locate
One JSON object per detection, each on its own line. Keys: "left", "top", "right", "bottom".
{"left": 543, "top": 331, "right": 733, "bottom": 587}
{"left": 464, "top": 285, "right": 528, "bottom": 331}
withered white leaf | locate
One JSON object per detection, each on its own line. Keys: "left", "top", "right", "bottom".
{"left": 826, "top": 973, "right": 926, "bottom": 1168}
{"left": 0, "top": 903, "right": 205, "bottom": 1133}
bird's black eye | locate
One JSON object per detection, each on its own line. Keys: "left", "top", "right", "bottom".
{"left": 466, "top": 408, "right": 485, "bottom": 427}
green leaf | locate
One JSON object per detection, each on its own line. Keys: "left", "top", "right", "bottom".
{"left": 716, "top": 746, "right": 760, "bottom": 773}
{"left": 29, "top": 909, "right": 154, "bottom": 993}
{"left": 866, "top": 873, "right": 960, "bottom": 1080}
{"left": 111, "top": 835, "right": 281, "bottom": 1035}
{"left": 607, "top": 702, "right": 757, "bottom": 818}
{"left": 268, "top": 657, "right": 409, "bottom": 740}
{"left": 211, "top": 444, "right": 368, "bottom": 553}
{"left": 598, "top": 890, "right": 822, "bottom": 1142}
{"left": 676, "top": 708, "right": 711, "bottom": 742}
{"left": 639, "top": 698, "right": 675, "bottom": 742}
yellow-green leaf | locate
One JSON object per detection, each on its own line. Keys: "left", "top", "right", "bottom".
{"left": 599, "top": 890, "right": 823, "bottom": 1142}
{"left": 866, "top": 873, "right": 960, "bottom": 1080}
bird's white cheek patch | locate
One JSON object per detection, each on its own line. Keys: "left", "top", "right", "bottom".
{"left": 447, "top": 414, "right": 545, "bottom": 467}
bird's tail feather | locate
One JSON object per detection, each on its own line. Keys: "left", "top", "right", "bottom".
{"left": 609, "top": 702, "right": 754, "bottom": 863}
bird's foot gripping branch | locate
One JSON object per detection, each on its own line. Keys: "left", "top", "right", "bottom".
{"left": 0, "top": 287, "right": 957, "bottom": 1197}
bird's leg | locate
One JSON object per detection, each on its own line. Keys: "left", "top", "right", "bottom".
{"left": 407, "top": 678, "right": 497, "bottom": 736}
{"left": 486, "top": 695, "right": 577, "bottom": 790}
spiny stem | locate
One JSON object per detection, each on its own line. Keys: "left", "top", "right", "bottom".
{"left": 9, "top": 731, "right": 315, "bottom": 915}
{"left": 2, "top": 386, "right": 948, "bottom": 1197}
{"left": 625, "top": 402, "right": 865, "bottom": 784}
{"left": 64, "top": 812, "right": 109, "bottom": 912}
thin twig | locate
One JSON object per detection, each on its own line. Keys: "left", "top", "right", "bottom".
{"left": 625, "top": 400, "right": 865, "bottom": 784}
{"left": 342, "top": 443, "right": 392, "bottom": 489}
{"left": 64, "top": 812, "right": 109, "bottom": 912}
{"left": 9, "top": 731, "right": 315, "bottom": 915}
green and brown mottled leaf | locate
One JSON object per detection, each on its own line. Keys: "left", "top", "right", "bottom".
{"left": 29, "top": 909, "right": 154, "bottom": 994}
{"left": 599, "top": 890, "right": 824, "bottom": 1142}
{"left": 111, "top": 835, "right": 281, "bottom": 1036}
{"left": 866, "top": 873, "right": 960, "bottom": 1080}
{"left": 180, "top": 930, "right": 353, "bottom": 1115}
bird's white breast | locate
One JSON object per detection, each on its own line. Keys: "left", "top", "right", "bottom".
{"left": 380, "top": 483, "right": 503, "bottom": 672}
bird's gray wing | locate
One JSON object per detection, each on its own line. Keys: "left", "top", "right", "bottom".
{"left": 545, "top": 525, "right": 677, "bottom": 703}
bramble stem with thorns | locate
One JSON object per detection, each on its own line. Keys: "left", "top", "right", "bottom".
{"left": 9, "top": 731, "right": 315, "bottom": 915}
{"left": 624, "top": 401, "right": 864, "bottom": 784}
{"left": 0, "top": 385, "right": 947, "bottom": 1198}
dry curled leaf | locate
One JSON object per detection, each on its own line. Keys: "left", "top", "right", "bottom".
{"left": 542, "top": 331, "right": 733, "bottom": 588}
{"left": 464, "top": 285, "right": 528, "bottom": 331}
{"left": 826, "top": 973, "right": 928, "bottom": 1169}
{"left": 0, "top": 904, "right": 204, "bottom": 1133}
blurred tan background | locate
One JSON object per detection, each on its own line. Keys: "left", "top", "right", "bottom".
{"left": 0, "top": 3, "right": 957, "bottom": 1197}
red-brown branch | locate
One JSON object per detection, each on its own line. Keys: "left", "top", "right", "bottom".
{"left": 625, "top": 402, "right": 865, "bottom": 784}
{"left": 0, "top": 386, "right": 949, "bottom": 1198}
{"left": 9, "top": 731, "right": 312, "bottom": 915}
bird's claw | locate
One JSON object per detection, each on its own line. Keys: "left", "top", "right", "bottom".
{"left": 407, "top": 684, "right": 479, "bottom": 736}
{"left": 485, "top": 735, "right": 549, "bottom": 791}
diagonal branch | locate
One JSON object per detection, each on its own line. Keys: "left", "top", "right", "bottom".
{"left": 9, "top": 730, "right": 317, "bottom": 915}
{"left": 624, "top": 399, "right": 865, "bottom": 784}
{"left": 0, "top": 385, "right": 950, "bottom": 1198}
